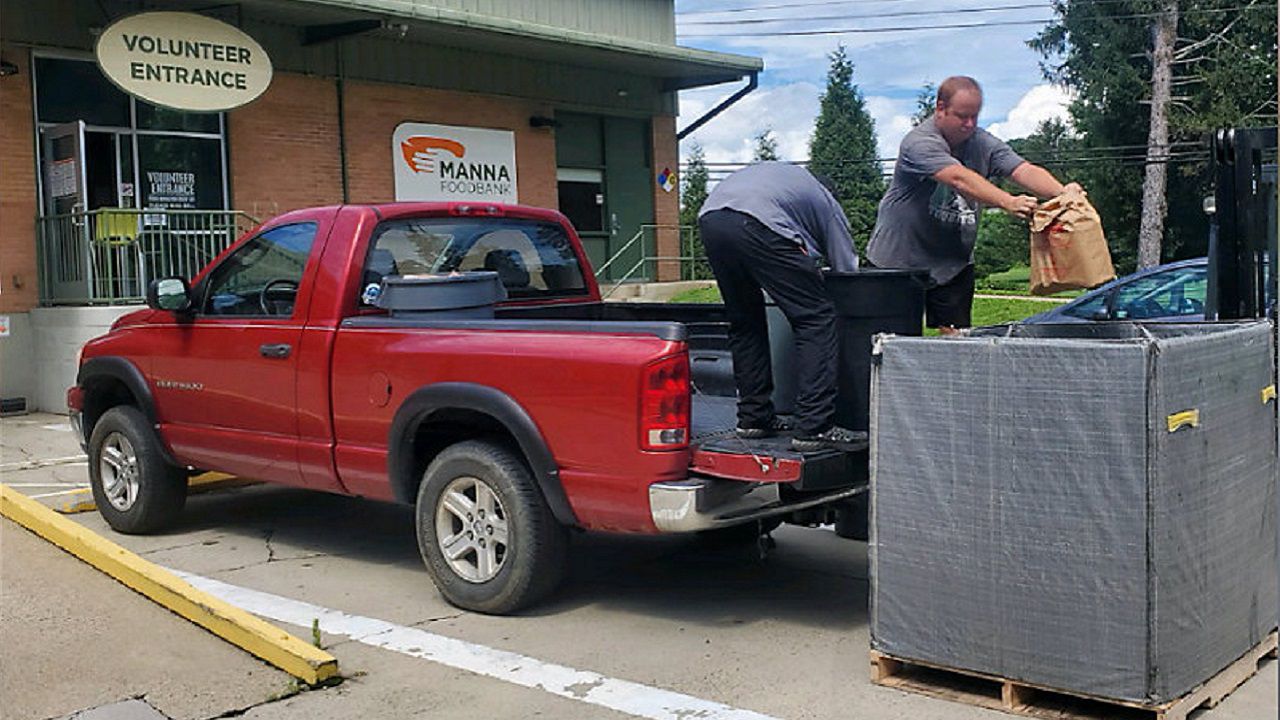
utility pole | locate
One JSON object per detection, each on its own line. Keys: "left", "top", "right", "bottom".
{"left": 1137, "top": 0, "right": 1178, "bottom": 269}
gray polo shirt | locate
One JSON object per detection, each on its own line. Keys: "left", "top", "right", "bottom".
{"left": 699, "top": 161, "right": 859, "bottom": 272}
{"left": 867, "top": 117, "right": 1025, "bottom": 285}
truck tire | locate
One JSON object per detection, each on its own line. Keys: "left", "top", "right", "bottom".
{"left": 88, "top": 405, "right": 187, "bottom": 534}
{"left": 833, "top": 494, "right": 869, "bottom": 541}
{"left": 415, "top": 440, "right": 568, "bottom": 614}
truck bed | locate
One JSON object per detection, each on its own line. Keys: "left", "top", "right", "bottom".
{"left": 691, "top": 394, "right": 867, "bottom": 492}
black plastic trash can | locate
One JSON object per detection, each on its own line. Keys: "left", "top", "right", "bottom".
{"left": 376, "top": 271, "right": 507, "bottom": 319}
{"left": 826, "top": 269, "right": 928, "bottom": 431}
{"left": 765, "top": 269, "right": 926, "bottom": 428}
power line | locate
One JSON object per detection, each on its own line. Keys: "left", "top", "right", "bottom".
{"left": 675, "top": 0, "right": 1226, "bottom": 17}
{"left": 678, "top": 3, "right": 1050, "bottom": 26}
{"left": 678, "top": 0, "right": 926, "bottom": 16}
{"left": 677, "top": 4, "right": 1272, "bottom": 37}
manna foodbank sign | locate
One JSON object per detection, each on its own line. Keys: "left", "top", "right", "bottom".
{"left": 96, "top": 12, "right": 272, "bottom": 112}
{"left": 393, "top": 122, "right": 519, "bottom": 203}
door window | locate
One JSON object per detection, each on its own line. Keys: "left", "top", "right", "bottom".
{"left": 201, "top": 223, "right": 317, "bottom": 317}
{"left": 138, "top": 136, "right": 226, "bottom": 210}
{"left": 557, "top": 168, "right": 605, "bottom": 233}
{"left": 1112, "top": 267, "right": 1207, "bottom": 320}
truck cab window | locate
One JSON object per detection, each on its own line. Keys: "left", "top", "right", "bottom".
{"left": 201, "top": 223, "right": 317, "bottom": 317}
{"left": 361, "top": 218, "right": 587, "bottom": 304}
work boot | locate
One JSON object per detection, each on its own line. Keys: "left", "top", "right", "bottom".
{"left": 791, "top": 425, "right": 867, "bottom": 452}
{"left": 736, "top": 416, "right": 793, "bottom": 439}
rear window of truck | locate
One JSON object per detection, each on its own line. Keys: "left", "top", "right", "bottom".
{"left": 359, "top": 217, "right": 589, "bottom": 303}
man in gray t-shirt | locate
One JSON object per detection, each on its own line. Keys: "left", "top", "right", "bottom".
{"left": 867, "top": 76, "right": 1081, "bottom": 332}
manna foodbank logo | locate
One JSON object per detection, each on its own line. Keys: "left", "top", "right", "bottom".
{"left": 401, "top": 136, "right": 466, "bottom": 174}
{"left": 400, "top": 135, "right": 514, "bottom": 187}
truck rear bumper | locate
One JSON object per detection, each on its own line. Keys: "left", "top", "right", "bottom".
{"left": 648, "top": 477, "right": 865, "bottom": 533}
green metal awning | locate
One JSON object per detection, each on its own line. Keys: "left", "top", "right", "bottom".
{"left": 270, "top": 0, "right": 762, "bottom": 90}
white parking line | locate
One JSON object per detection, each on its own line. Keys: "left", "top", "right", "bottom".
{"left": 30, "top": 487, "right": 93, "bottom": 499}
{"left": 174, "top": 571, "right": 780, "bottom": 720}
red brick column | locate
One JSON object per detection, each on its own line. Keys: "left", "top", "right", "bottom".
{"left": 0, "top": 46, "right": 39, "bottom": 313}
{"left": 651, "top": 115, "right": 680, "bottom": 282}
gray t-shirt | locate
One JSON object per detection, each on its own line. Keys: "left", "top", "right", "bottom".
{"left": 699, "top": 161, "right": 859, "bottom": 272}
{"left": 867, "top": 117, "right": 1025, "bottom": 284}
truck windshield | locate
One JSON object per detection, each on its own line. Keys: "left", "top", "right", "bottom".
{"left": 360, "top": 217, "right": 588, "bottom": 303}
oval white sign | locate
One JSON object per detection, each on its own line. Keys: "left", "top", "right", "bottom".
{"left": 96, "top": 11, "right": 272, "bottom": 112}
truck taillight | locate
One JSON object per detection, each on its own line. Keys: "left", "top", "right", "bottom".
{"left": 640, "top": 354, "right": 689, "bottom": 451}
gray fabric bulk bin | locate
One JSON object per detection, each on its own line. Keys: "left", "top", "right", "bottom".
{"left": 869, "top": 321, "right": 1278, "bottom": 704}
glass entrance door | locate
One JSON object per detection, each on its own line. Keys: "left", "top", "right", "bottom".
{"left": 40, "top": 121, "right": 86, "bottom": 215}
{"left": 38, "top": 121, "right": 95, "bottom": 300}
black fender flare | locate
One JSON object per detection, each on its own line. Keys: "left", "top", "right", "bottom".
{"left": 388, "top": 382, "right": 577, "bottom": 526}
{"left": 76, "top": 357, "right": 180, "bottom": 466}
{"left": 77, "top": 356, "right": 158, "bottom": 426}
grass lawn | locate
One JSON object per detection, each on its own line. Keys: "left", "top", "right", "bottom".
{"left": 977, "top": 265, "right": 1082, "bottom": 298}
{"left": 669, "top": 285, "right": 1057, "bottom": 334}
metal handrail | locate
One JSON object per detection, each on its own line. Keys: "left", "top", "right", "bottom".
{"left": 595, "top": 224, "right": 705, "bottom": 298}
{"left": 36, "top": 208, "right": 259, "bottom": 306}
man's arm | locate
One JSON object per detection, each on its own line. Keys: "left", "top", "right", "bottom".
{"left": 1010, "top": 161, "right": 1080, "bottom": 199}
{"left": 934, "top": 165, "right": 1038, "bottom": 220}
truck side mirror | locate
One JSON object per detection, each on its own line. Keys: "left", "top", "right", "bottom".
{"left": 147, "top": 277, "right": 193, "bottom": 313}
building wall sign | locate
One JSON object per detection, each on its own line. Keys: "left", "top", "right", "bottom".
{"left": 95, "top": 12, "right": 272, "bottom": 112}
{"left": 393, "top": 123, "right": 519, "bottom": 203}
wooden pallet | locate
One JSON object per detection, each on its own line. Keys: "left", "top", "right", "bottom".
{"left": 870, "top": 631, "right": 1277, "bottom": 720}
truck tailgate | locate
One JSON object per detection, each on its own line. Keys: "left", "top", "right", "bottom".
{"left": 689, "top": 395, "right": 867, "bottom": 491}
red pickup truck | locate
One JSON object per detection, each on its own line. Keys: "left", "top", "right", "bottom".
{"left": 68, "top": 202, "right": 874, "bottom": 613}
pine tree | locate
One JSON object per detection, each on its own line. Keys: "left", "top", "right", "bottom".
{"left": 808, "top": 46, "right": 885, "bottom": 256}
{"left": 912, "top": 82, "right": 937, "bottom": 127}
{"left": 752, "top": 129, "right": 780, "bottom": 162}
{"left": 679, "top": 143, "right": 713, "bottom": 280}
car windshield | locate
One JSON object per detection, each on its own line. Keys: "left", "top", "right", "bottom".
{"left": 359, "top": 217, "right": 589, "bottom": 303}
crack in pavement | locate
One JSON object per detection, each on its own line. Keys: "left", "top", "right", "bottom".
{"left": 0, "top": 453, "right": 86, "bottom": 472}
{"left": 201, "top": 677, "right": 342, "bottom": 719}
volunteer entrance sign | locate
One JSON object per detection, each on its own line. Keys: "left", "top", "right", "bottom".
{"left": 96, "top": 12, "right": 272, "bottom": 112}
{"left": 393, "top": 123, "right": 519, "bottom": 203}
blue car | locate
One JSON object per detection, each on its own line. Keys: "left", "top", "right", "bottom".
{"left": 1021, "top": 258, "right": 1209, "bottom": 324}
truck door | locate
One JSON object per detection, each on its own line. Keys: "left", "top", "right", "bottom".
{"left": 148, "top": 222, "right": 320, "bottom": 486}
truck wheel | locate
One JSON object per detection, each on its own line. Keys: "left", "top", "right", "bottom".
{"left": 88, "top": 406, "right": 187, "bottom": 534}
{"left": 833, "top": 494, "right": 869, "bottom": 541}
{"left": 416, "top": 440, "right": 568, "bottom": 614}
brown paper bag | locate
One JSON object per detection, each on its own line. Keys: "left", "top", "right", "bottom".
{"left": 1028, "top": 189, "right": 1116, "bottom": 295}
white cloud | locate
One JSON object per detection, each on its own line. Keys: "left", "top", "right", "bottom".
{"left": 865, "top": 95, "right": 914, "bottom": 161}
{"left": 986, "top": 84, "right": 1074, "bottom": 140}
{"left": 678, "top": 81, "right": 822, "bottom": 164}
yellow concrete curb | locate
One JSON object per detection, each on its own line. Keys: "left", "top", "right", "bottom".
{"left": 0, "top": 483, "right": 338, "bottom": 685}
{"left": 54, "top": 472, "right": 261, "bottom": 514}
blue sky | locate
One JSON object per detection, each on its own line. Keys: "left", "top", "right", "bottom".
{"left": 674, "top": 0, "right": 1073, "bottom": 166}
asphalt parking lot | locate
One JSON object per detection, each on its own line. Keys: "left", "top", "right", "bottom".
{"left": 2, "top": 412, "right": 1276, "bottom": 720}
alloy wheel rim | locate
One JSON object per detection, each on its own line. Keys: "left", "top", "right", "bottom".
{"left": 435, "top": 476, "right": 510, "bottom": 583}
{"left": 99, "top": 431, "right": 140, "bottom": 512}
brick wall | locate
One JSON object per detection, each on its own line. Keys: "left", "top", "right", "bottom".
{"left": 228, "top": 72, "right": 344, "bottom": 221}
{"left": 0, "top": 46, "right": 38, "bottom": 313}
{"left": 652, "top": 115, "right": 680, "bottom": 282}
{"left": 342, "top": 80, "right": 557, "bottom": 209}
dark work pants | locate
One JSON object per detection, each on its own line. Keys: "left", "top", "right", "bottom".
{"left": 699, "top": 209, "right": 838, "bottom": 435}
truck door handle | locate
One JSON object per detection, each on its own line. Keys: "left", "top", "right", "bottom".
{"left": 259, "top": 343, "right": 292, "bottom": 359}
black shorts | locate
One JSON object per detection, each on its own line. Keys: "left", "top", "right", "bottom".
{"left": 925, "top": 264, "right": 975, "bottom": 329}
